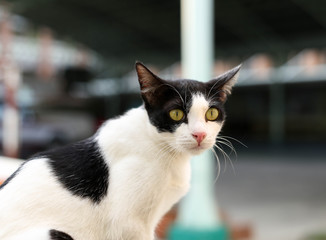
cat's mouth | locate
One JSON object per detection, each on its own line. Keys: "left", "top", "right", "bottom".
{"left": 174, "top": 135, "right": 214, "bottom": 155}
{"left": 188, "top": 146, "right": 207, "bottom": 155}
{"left": 187, "top": 142, "right": 211, "bottom": 155}
{"left": 191, "top": 145, "right": 205, "bottom": 150}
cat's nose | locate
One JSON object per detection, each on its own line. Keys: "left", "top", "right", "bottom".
{"left": 192, "top": 132, "right": 207, "bottom": 146}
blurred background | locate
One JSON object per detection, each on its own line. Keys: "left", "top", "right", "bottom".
{"left": 0, "top": 0, "right": 325, "bottom": 239}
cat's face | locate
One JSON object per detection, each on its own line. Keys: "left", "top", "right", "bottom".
{"left": 136, "top": 62, "right": 240, "bottom": 155}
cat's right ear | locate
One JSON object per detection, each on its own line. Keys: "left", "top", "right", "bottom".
{"left": 207, "top": 64, "right": 241, "bottom": 102}
{"left": 135, "top": 62, "right": 164, "bottom": 104}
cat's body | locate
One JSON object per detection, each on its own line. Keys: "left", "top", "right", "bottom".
{"left": 0, "top": 107, "right": 190, "bottom": 240}
{"left": 0, "top": 62, "right": 240, "bottom": 240}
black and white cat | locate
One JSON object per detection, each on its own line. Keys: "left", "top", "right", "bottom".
{"left": 0, "top": 62, "right": 240, "bottom": 240}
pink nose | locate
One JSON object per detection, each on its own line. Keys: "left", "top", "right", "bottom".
{"left": 192, "top": 132, "right": 207, "bottom": 146}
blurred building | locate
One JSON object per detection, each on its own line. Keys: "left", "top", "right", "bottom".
{"left": 0, "top": 7, "right": 102, "bottom": 158}
{"left": 1, "top": 1, "right": 326, "bottom": 157}
{"left": 116, "top": 51, "right": 326, "bottom": 146}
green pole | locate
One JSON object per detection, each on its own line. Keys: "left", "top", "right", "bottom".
{"left": 169, "top": 0, "right": 228, "bottom": 239}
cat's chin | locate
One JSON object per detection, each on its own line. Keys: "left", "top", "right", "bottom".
{"left": 189, "top": 149, "right": 206, "bottom": 156}
{"left": 172, "top": 141, "right": 214, "bottom": 156}
{"left": 171, "top": 145, "right": 207, "bottom": 156}
{"left": 186, "top": 145, "right": 210, "bottom": 156}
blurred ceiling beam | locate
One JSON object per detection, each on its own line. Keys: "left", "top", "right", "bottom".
{"left": 291, "top": 0, "right": 326, "bottom": 30}
{"left": 11, "top": 0, "right": 180, "bottom": 69}
{"left": 215, "top": 0, "right": 290, "bottom": 53}
{"left": 9, "top": 0, "right": 326, "bottom": 74}
{"left": 216, "top": 35, "right": 326, "bottom": 64}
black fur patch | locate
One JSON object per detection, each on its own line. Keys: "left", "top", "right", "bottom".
{"left": 34, "top": 138, "right": 109, "bottom": 204}
{"left": 135, "top": 62, "right": 237, "bottom": 133}
{"left": 143, "top": 79, "right": 227, "bottom": 133}
{"left": 50, "top": 229, "right": 74, "bottom": 240}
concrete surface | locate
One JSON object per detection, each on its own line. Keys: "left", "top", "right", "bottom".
{"left": 216, "top": 148, "right": 326, "bottom": 240}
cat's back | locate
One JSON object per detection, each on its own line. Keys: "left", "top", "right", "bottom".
{"left": 0, "top": 137, "right": 109, "bottom": 202}
{"left": 0, "top": 107, "right": 147, "bottom": 215}
{"left": 0, "top": 138, "right": 110, "bottom": 239}
{"left": 32, "top": 138, "right": 110, "bottom": 203}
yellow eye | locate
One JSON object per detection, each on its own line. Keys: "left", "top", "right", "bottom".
{"left": 169, "top": 109, "right": 184, "bottom": 121}
{"left": 206, "top": 108, "right": 219, "bottom": 121}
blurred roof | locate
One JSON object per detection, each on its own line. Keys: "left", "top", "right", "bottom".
{"left": 10, "top": 0, "right": 326, "bottom": 73}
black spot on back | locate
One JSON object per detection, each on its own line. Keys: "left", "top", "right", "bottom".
{"left": 50, "top": 229, "right": 74, "bottom": 240}
{"left": 34, "top": 138, "right": 109, "bottom": 204}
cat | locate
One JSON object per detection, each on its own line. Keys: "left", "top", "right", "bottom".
{"left": 0, "top": 62, "right": 240, "bottom": 240}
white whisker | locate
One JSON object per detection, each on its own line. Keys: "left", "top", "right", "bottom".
{"left": 212, "top": 134, "right": 247, "bottom": 176}
{"left": 214, "top": 143, "right": 236, "bottom": 175}
{"left": 216, "top": 139, "right": 237, "bottom": 157}
{"left": 218, "top": 135, "right": 248, "bottom": 148}
{"left": 210, "top": 148, "right": 221, "bottom": 183}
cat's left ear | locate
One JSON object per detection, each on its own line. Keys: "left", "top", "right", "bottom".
{"left": 135, "top": 62, "right": 162, "bottom": 92}
{"left": 135, "top": 61, "right": 165, "bottom": 105}
{"left": 207, "top": 64, "right": 241, "bottom": 102}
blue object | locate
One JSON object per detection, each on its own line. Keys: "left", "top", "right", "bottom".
{"left": 169, "top": 224, "right": 229, "bottom": 240}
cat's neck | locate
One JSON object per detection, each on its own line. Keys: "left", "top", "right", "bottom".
{"left": 97, "top": 107, "right": 189, "bottom": 165}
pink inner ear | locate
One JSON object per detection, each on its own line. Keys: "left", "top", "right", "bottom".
{"left": 219, "top": 91, "right": 227, "bottom": 102}
{"left": 136, "top": 64, "right": 158, "bottom": 91}
{"left": 140, "top": 80, "right": 149, "bottom": 89}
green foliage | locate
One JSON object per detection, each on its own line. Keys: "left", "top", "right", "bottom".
{"left": 303, "top": 233, "right": 326, "bottom": 240}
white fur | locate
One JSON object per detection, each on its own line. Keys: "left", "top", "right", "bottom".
{"left": 0, "top": 94, "right": 223, "bottom": 240}
{"left": 175, "top": 94, "right": 223, "bottom": 155}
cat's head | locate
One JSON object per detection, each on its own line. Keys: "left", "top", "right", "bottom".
{"left": 136, "top": 62, "right": 240, "bottom": 155}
